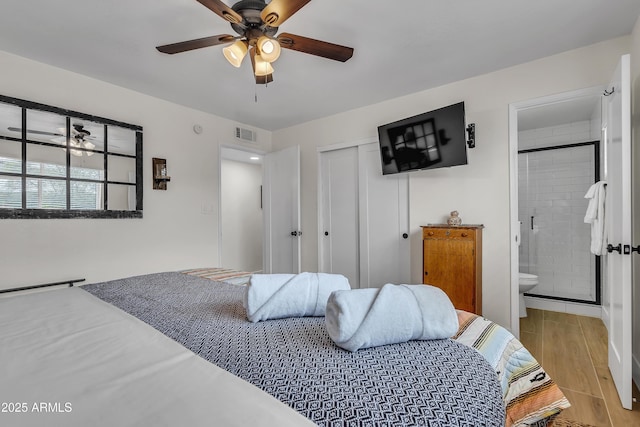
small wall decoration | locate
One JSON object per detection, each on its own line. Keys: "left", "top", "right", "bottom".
{"left": 447, "top": 210, "right": 462, "bottom": 226}
{"left": 152, "top": 158, "right": 171, "bottom": 190}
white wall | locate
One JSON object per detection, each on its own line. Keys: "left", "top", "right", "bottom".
{"left": 0, "top": 50, "right": 272, "bottom": 290}
{"left": 272, "top": 36, "right": 631, "bottom": 328}
{"left": 519, "top": 120, "right": 596, "bottom": 150}
{"left": 220, "top": 159, "right": 263, "bottom": 272}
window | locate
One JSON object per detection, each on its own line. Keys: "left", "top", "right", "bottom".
{"left": 0, "top": 95, "right": 142, "bottom": 219}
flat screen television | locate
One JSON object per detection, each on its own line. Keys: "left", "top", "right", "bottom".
{"left": 377, "top": 102, "right": 468, "bottom": 175}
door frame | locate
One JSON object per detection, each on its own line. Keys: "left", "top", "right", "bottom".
{"left": 508, "top": 86, "right": 605, "bottom": 338}
{"left": 218, "top": 144, "right": 266, "bottom": 269}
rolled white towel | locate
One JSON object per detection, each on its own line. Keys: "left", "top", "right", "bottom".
{"left": 244, "top": 272, "right": 351, "bottom": 322}
{"left": 325, "top": 283, "right": 459, "bottom": 352}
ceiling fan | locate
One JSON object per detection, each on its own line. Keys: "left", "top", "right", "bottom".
{"left": 66, "top": 124, "right": 96, "bottom": 157}
{"left": 155, "top": 0, "right": 354, "bottom": 83}
{"left": 50, "top": 124, "right": 97, "bottom": 156}
{"left": 8, "top": 124, "right": 97, "bottom": 156}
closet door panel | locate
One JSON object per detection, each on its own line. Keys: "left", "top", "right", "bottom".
{"left": 319, "top": 147, "right": 359, "bottom": 287}
{"left": 358, "top": 143, "right": 410, "bottom": 288}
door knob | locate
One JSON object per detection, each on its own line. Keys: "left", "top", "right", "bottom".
{"left": 402, "top": 233, "right": 408, "bottom": 239}
{"left": 324, "top": 231, "right": 329, "bottom": 236}
{"left": 607, "top": 243, "right": 622, "bottom": 254}
{"left": 631, "top": 245, "right": 640, "bottom": 254}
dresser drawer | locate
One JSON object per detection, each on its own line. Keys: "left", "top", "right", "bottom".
{"left": 422, "top": 227, "right": 476, "bottom": 240}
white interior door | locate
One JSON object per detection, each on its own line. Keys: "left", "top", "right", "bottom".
{"left": 358, "top": 142, "right": 410, "bottom": 288}
{"left": 263, "top": 145, "right": 300, "bottom": 274}
{"left": 319, "top": 147, "right": 359, "bottom": 286}
{"left": 603, "top": 54, "right": 632, "bottom": 410}
{"left": 319, "top": 142, "right": 410, "bottom": 289}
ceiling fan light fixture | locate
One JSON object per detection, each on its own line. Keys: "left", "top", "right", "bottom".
{"left": 223, "top": 40, "right": 248, "bottom": 67}
{"left": 257, "top": 36, "right": 281, "bottom": 63}
{"left": 253, "top": 53, "right": 274, "bottom": 76}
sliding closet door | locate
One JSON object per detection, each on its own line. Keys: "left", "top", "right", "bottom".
{"left": 319, "top": 142, "right": 409, "bottom": 289}
{"left": 358, "top": 143, "right": 410, "bottom": 288}
{"left": 319, "top": 147, "right": 360, "bottom": 287}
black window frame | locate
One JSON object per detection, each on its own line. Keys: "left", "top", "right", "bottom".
{"left": 0, "top": 94, "right": 143, "bottom": 219}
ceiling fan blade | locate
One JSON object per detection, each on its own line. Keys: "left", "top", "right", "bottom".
{"left": 195, "top": 0, "right": 243, "bottom": 24}
{"left": 7, "top": 127, "right": 64, "bottom": 137}
{"left": 260, "top": 0, "right": 311, "bottom": 27}
{"left": 277, "top": 33, "right": 354, "bottom": 62}
{"left": 156, "top": 34, "right": 236, "bottom": 54}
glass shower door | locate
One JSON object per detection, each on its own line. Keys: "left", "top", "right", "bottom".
{"left": 518, "top": 142, "right": 599, "bottom": 303}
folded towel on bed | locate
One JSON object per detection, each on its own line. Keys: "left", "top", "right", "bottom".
{"left": 244, "top": 272, "right": 351, "bottom": 322}
{"left": 325, "top": 283, "right": 459, "bottom": 352}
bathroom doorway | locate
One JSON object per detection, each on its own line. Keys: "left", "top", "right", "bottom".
{"left": 508, "top": 86, "right": 604, "bottom": 337}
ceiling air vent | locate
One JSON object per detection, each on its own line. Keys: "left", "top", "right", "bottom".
{"left": 235, "top": 126, "right": 257, "bottom": 143}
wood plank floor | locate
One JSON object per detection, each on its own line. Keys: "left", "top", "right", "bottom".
{"left": 520, "top": 308, "right": 640, "bottom": 426}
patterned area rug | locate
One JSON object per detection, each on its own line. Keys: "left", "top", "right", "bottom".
{"left": 550, "top": 418, "right": 597, "bottom": 427}
{"left": 181, "top": 267, "right": 255, "bottom": 285}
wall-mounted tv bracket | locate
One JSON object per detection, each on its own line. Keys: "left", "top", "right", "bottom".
{"left": 466, "top": 123, "right": 476, "bottom": 148}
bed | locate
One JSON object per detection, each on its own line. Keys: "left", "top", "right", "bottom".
{"left": 1, "top": 271, "right": 569, "bottom": 426}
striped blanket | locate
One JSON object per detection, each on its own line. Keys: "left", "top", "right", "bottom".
{"left": 454, "top": 311, "right": 570, "bottom": 426}
{"left": 181, "top": 267, "right": 255, "bottom": 285}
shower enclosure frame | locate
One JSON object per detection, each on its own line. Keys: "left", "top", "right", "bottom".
{"left": 518, "top": 140, "right": 601, "bottom": 305}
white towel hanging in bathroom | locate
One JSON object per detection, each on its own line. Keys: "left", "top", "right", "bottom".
{"left": 584, "top": 181, "right": 607, "bottom": 255}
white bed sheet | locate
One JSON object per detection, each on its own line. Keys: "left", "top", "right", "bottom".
{"left": 0, "top": 287, "right": 314, "bottom": 427}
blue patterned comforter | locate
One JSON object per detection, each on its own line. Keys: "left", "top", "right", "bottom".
{"left": 84, "top": 272, "right": 505, "bottom": 426}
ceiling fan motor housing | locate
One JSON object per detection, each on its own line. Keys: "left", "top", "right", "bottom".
{"left": 73, "top": 123, "right": 90, "bottom": 137}
{"left": 231, "top": 0, "right": 277, "bottom": 40}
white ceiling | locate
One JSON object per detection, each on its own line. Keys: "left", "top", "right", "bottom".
{"left": 0, "top": 0, "right": 638, "bottom": 131}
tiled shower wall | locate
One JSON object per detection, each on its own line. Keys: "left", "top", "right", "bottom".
{"left": 518, "top": 120, "right": 599, "bottom": 302}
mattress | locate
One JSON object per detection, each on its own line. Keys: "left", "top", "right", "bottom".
{"left": 82, "top": 272, "right": 541, "bottom": 426}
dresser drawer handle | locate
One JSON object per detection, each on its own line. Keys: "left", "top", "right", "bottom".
{"left": 428, "top": 231, "right": 434, "bottom": 236}
{"left": 461, "top": 233, "right": 468, "bottom": 237}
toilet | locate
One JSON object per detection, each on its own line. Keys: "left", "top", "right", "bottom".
{"left": 519, "top": 273, "right": 538, "bottom": 317}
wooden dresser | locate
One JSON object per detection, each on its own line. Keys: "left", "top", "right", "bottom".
{"left": 421, "top": 224, "right": 484, "bottom": 315}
